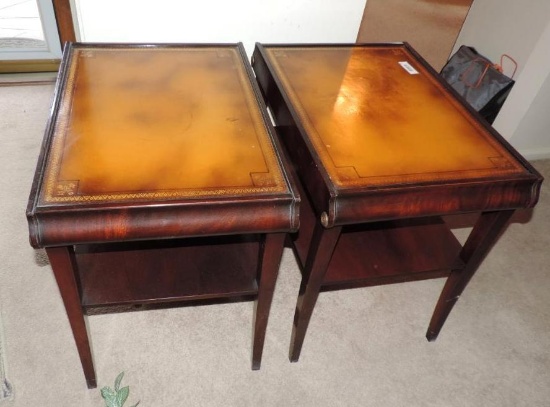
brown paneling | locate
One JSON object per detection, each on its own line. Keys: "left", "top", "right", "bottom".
{"left": 357, "top": 0, "right": 473, "bottom": 71}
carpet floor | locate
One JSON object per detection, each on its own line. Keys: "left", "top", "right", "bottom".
{"left": 0, "top": 83, "right": 549, "bottom": 406}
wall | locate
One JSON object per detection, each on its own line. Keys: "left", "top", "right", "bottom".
{"left": 512, "top": 63, "right": 550, "bottom": 158}
{"left": 74, "top": 0, "right": 367, "bottom": 57}
{"left": 498, "top": 20, "right": 550, "bottom": 160}
{"left": 454, "top": 0, "right": 550, "bottom": 159}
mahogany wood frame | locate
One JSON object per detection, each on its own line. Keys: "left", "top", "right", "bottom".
{"left": 27, "top": 43, "right": 300, "bottom": 388}
{"left": 251, "top": 42, "right": 543, "bottom": 362}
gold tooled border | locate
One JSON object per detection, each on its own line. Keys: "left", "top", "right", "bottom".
{"left": 266, "top": 46, "right": 526, "bottom": 189}
{"left": 40, "top": 46, "right": 288, "bottom": 204}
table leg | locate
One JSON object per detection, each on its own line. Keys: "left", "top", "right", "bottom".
{"left": 46, "top": 246, "right": 96, "bottom": 388}
{"left": 252, "top": 233, "right": 286, "bottom": 370}
{"left": 426, "top": 210, "right": 514, "bottom": 341}
{"left": 289, "top": 222, "right": 342, "bottom": 362}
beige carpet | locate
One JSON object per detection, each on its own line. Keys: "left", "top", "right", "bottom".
{"left": 0, "top": 310, "right": 13, "bottom": 401}
{"left": 1, "top": 83, "right": 549, "bottom": 406}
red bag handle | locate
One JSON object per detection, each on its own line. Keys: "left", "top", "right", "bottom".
{"left": 460, "top": 57, "right": 491, "bottom": 88}
{"left": 494, "top": 54, "right": 518, "bottom": 78}
{"left": 460, "top": 54, "right": 518, "bottom": 88}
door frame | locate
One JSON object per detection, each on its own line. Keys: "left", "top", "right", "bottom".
{"left": 52, "top": 0, "right": 76, "bottom": 44}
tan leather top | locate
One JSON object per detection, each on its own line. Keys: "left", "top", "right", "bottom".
{"left": 265, "top": 45, "right": 525, "bottom": 188}
{"left": 39, "top": 45, "right": 288, "bottom": 205}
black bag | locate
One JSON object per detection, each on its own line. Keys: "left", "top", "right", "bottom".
{"left": 440, "top": 45, "right": 516, "bottom": 124}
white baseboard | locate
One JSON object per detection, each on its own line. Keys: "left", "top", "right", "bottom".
{"left": 518, "top": 147, "right": 550, "bottom": 161}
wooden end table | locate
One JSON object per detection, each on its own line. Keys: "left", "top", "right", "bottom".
{"left": 252, "top": 43, "right": 543, "bottom": 362}
{"left": 26, "top": 43, "right": 299, "bottom": 388}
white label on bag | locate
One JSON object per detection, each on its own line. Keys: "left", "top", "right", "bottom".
{"left": 399, "top": 61, "right": 419, "bottom": 75}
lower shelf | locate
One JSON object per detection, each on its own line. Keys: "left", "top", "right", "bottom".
{"left": 322, "top": 218, "right": 464, "bottom": 290}
{"left": 75, "top": 234, "right": 260, "bottom": 308}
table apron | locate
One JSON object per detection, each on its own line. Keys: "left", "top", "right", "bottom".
{"left": 326, "top": 179, "right": 540, "bottom": 227}
{"left": 28, "top": 200, "right": 298, "bottom": 247}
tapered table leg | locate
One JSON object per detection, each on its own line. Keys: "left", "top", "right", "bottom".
{"left": 289, "top": 223, "right": 342, "bottom": 362}
{"left": 252, "top": 233, "right": 286, "bottom": 370}
{"left": 426, "top": 210, "right": 514, "bottom": 341}
{"left": 46, "top": 246, "right": 96, "bottom": 388}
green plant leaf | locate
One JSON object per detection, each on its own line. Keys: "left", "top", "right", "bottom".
{"left": 101, "top": 386, "right": 118, "bottom": 407}
{"left": 104, "top": 399, "right": 118, "bottom": 407}
{"left": 101, "top": 387, "right": 116, "bottom": 399}
{"left": 116, "top": 386, "right": 130, "bottom": 406}
{"left": 114, "top": 372, "right": 125, "bottom": 392}
{"left": 101, "top": 372, "right": 138, "bottom": 407}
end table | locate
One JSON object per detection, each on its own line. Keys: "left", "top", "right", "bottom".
{"left": 27, "top": 43, "right": 299, "bottom": 388}
{"left": 252, "top": 42, "right": 542, "bottom": 362}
